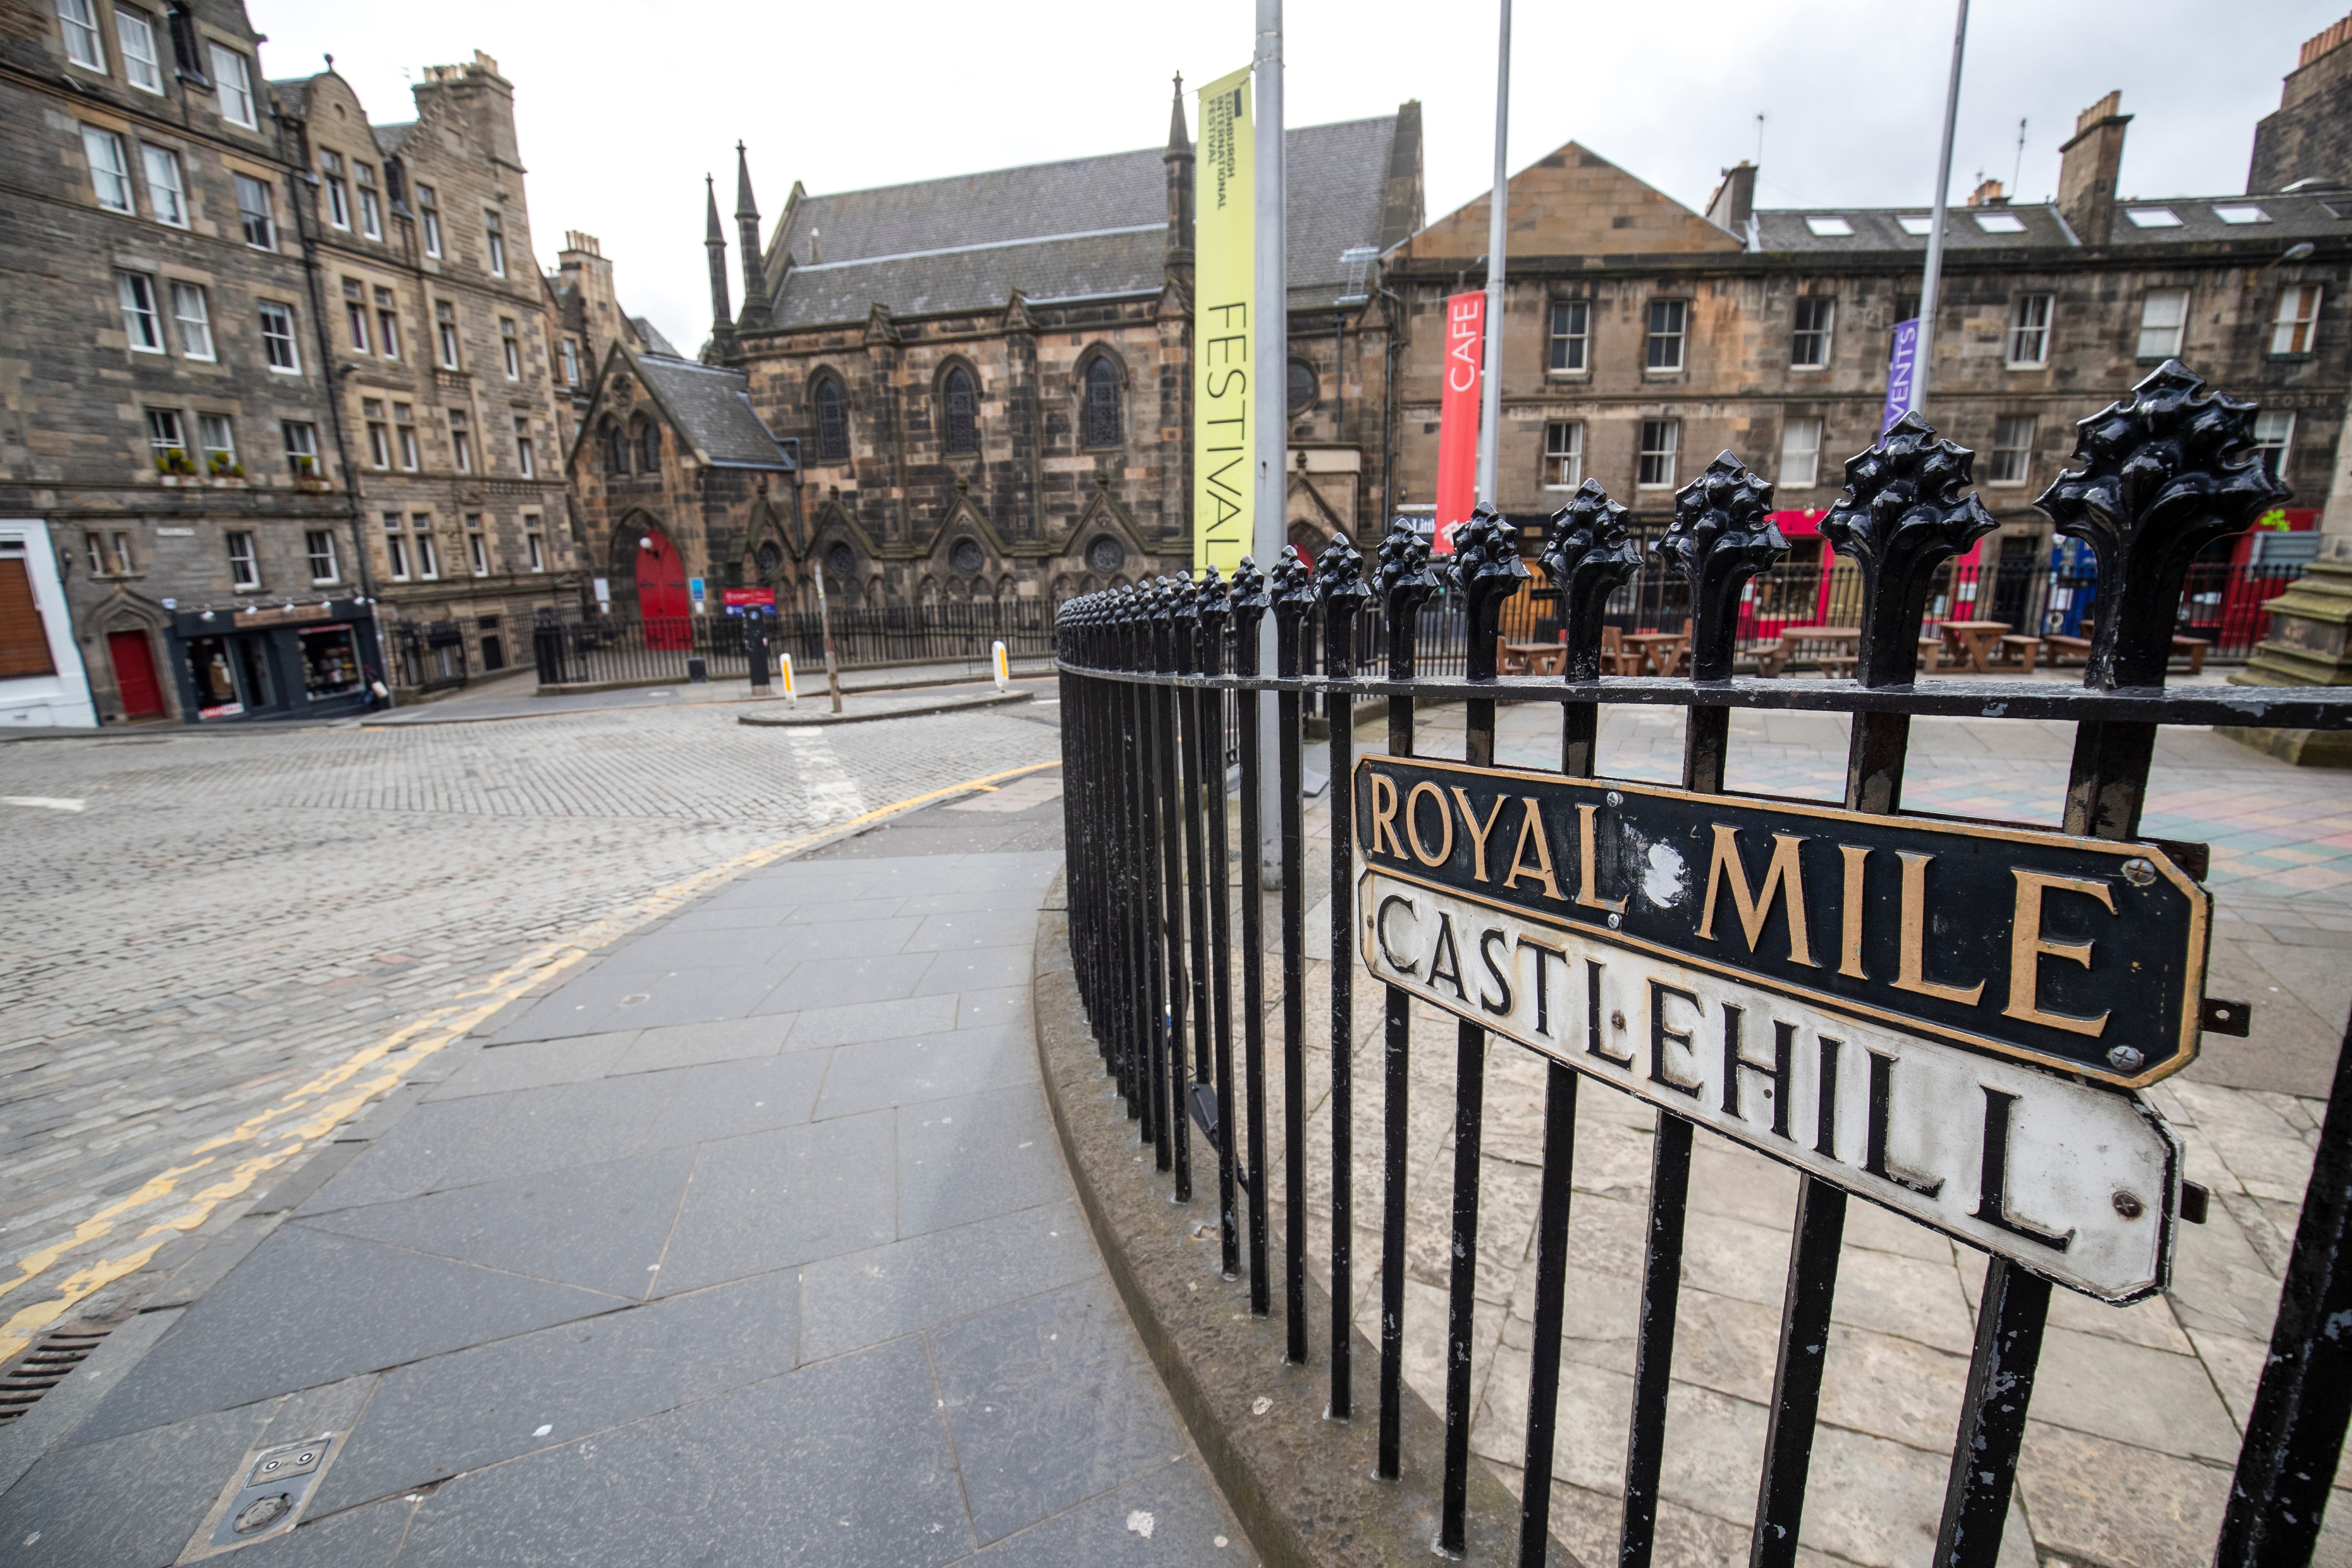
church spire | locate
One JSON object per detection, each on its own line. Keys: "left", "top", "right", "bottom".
{"left": 1164, "top": 74, "right": 1194, "bottom": 273}
{"left": 704, "top": 174, "right": 737, "bottom": 361}
{"left": 734, "top": 141, "right": 771, "bottom": 332}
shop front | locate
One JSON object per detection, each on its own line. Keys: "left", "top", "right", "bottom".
{"left": 168, "top": 599, "right": 382, "bottom": 723}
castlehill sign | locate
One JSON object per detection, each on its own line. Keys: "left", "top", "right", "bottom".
{"left": 1352, "top": 755, "right": 2210, "bottom": 1303}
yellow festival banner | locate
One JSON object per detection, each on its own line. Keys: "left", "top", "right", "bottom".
{"left": 1193, "top": 65, "right": 1253, "bottom": 572}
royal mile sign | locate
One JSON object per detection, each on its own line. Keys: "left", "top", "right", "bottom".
{"left": 1352, "top": 756, "right": 2210, "bottom": 1302}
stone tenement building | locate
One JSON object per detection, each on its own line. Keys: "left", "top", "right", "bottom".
{"left": 545, "top": 229, "right": 677, "bottom": 452}
{"left": 1388, "top": 28, "right": 2352, "bottom": 621}
{"left": 0, "top": 6, "right": 585, "bottom": 723}
{"left": 0, "top": 0, "right": 362, "bottom": 726}
{"left": 570, "top": 86, "right": 1423, "bottom": 613}
{"left": 274, "top": 54, "right": 578, "bottom": 691}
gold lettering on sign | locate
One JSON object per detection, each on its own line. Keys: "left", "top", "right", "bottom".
{"left": 1893, "top": 852, "right": 1984, "bottom": 1005}
{"left": 1696, "top": 825, "right": 1816, "bottom": 967}
{"left": 1503, "top": 798, "right": 1565, "bottom": 901}
{"left": 1451, "top": 789, "right": 1507, "bottom": 883}
{"left": 2003, "top": 869, "right": 2117, "bottom": 1036}
{"left": 1405, "top": 781, "right": 1452, "bottom": 867}
{"left": 1369, "top": 772, "right": 1406, "bottom": 860}
{"left": 1575, "top": 803, "right": 1626, "bottom": 913}
{"left": 1838, "top": 844, "right": 1869, "bottom": 979}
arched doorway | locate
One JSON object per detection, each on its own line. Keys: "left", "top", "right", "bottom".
{"left": 633, "top": 524, "right": 691, "bottom": 649}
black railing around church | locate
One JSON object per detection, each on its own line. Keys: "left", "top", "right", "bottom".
{"left": 527, "top": 599, "right": 1063, "bottom": 688}
{"left": 1058, "top": 364, "right": 2352, "bottom": 1568}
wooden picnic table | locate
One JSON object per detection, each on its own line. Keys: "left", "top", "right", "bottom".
{"left": 1621, "top": 630, "right": 1690, "bottom": 677}
{"left": 1937, "top": 619, "right": 2012, "bottom": 674}
{"left": 1754, "top": 626, "right": 1859, "bottom": 678}
{"left": 1498, "top": 639, "right": 1567, "bottom": 676}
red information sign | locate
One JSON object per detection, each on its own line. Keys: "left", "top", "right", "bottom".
{"left": 1432, "top": 290, "right": 1485, "bottom": 555}
{"left": 722, "top": 588, "right": 775, "bottom": 615}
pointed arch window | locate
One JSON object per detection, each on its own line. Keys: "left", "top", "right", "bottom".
{"left": 813, "top": 374, "right": 849, "bottom": 461}
{"left": 637, "top": 420, "right": 661, "bottom": 473}
{"left": 603, "top": 419, "right": 628, "bottom": 475}
{"left": 942, "top": 367, "right": 978, "bottom": 454}
{"left": 1082, "top": 356, "right": 1121, "bottom": 448}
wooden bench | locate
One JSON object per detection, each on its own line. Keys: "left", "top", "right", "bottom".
{"left": 1995, "top": 634, "right": 2043, "bottom": 672}
{"left": 1498, "top": 639, "right": 1567, "bottom": 677}
{"left": 1755, "top": 627, "right": 1861, "bottom": 679}
{"left": 2045, "top": 629, "right": 2211, "bottom": 676}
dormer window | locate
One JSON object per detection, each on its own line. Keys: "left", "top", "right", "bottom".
{"left": 355, "top": 162, "right": 383, "bottom": 239}
{"left": 1802, "top": 215, "right": 1852, "bottom": 237}
{"left": 2125, "top": 207, "right": 2182, "bottom": 228}
{"left": 321, "top": 151, "right": 350, "bottom": 230}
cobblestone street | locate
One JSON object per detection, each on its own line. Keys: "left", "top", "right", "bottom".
{"left": 0, "top": 692, "right": 1064, "bottom": 1361}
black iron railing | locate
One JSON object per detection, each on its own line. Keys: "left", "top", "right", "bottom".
{"left": 1057, "top": 364, "right": 2352, "bottom": 1568}
{"left": 528, "top": 599, "right": 1061, "bottom": 688}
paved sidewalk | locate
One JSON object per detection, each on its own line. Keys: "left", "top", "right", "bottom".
{"left": 0, "top": 784, "right": 1245, "bottom": 1565}
{"left": 368, "top": 660, "right": 1058, "bottom": 728}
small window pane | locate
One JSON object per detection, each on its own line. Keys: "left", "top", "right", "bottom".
{"left": 83, "top": 126, "right": 132, "bottom": 212}
{"left": 116, "top": 8, "right": 162, "bottom": 92}
{"left": 2136, "top": 289, "right": 2188, "bottom": 359}
{"left": 282, "top": 420, "right": 318, "bottom": 477}
{"left": 2254, "top": 410, "right": 2295, "bottom": 479}
{"left": 118, "top": 271, "right": 162, "bottom": 351}
{"left": 1542, "top": 421, "right": 1582, "bottom": 490}
{"left": 1645, "top": 300, "right": 1686, "bottom": 372}
{"left": 1778, "top": 417, "right": 1822, "bottom": 488}
{"left": 943, "top": 368, "right": 977, "bottom": 453}
{"left": 1638, "top": 419, "right": 1678, "bottom": 487}
{"left": 418, "top": 185, "right": 441, "bottom": 257}
{"left": 1082, "top": 357, "right": 1121, "bottom": 447}
{"left": 258, "top": 301, "right": 298, "bottom": 371}
{"left": 2006, "top": 296, "right": 2051, "bottom": 366}
{"left": 1791, "top": 298, "right": 1833, "bottom": 368}
{"left": 226, "top": 530, "right": 259, "bottom": 588}
{"left": 234, "top": 173, "right": 276, "bottom": 248}
{"left": 170, "top": 281, "right": 212, "bottom": 359}
{"left": 306, "top": 529, "right": 338, "bottom": 582}
{"left": 58, "top": 0, "right": 104, "bottom": 68}
{"left": 1990, "top": 416, "right": 2036, "bottom": 484}
{"left": 141, "top": 144, "right": 185, "bottom": 225}
{"left": 2271, "top": 285, "right": 2322, "bottom": 355}
{"left": 814, "top": 377, "right": 849, "bottom": 460}
{"left": 1547, "top": 300, "right": 1588, "bottom": 372}
{"left": 210, "top": 45, "right": 256, "bottom": 127}
{"left": 198, "top": 412, "right": 235, "bottom": 469}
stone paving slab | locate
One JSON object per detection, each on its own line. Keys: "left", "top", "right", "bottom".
{"left": 0, "top": 781, "right": 1250, "bottom": 1565}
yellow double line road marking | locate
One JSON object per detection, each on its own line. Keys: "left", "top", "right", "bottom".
{"left": 0, "top": 759, "right": 1062, "bottom": 1366}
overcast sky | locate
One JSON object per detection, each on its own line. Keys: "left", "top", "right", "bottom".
{"left": 254, "top": 0, "right": 2348, "bottom": 349}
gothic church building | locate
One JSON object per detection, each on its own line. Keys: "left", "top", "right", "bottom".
{"left": 573, "top": 83, "right": 1421, "bottom": 612}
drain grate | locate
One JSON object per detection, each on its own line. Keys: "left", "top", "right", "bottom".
{"left": 0, "top": 1328, "right": 112, "bottom": 1423}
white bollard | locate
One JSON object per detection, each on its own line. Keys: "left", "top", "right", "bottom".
{"left": 992, "top": 640, "right": 1009, "bottom": 694}
{"left": 781, "top": 652, "right": 798, "bottom": 708}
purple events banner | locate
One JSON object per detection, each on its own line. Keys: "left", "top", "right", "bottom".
{"left": 1883, "top": 318, "right": 1919, "bottom": 433}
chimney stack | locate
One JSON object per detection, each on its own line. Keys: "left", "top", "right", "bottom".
{"left": 1706, "top": 161, "right": 1756, "bottom": 238}
{"left": 2058, "top": 92, "right": 2130, "bottom": 245}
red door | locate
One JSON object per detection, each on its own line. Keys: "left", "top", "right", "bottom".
{"left": 634, "top": 527, "right": 692, "bottom": 650}
{"left": 108, "top": 630, "right": 165, "bottom": 719}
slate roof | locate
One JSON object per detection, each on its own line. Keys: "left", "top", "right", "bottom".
{"left": 634, "top": 354, "right": 793, "bottom": 470}
{"left": 760, "top": 115, "right": 1403, "bottom": 329}
{"left": 1754, "top": 190, "right": 2352, "bottom": 254}
{"left": 373, "top": 121, "right": 416, "bottom": 157}
{"left": 632, "top": 316, "right": 682, "bottom": 357}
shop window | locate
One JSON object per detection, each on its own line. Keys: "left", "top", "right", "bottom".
{"left": 300, "top": 625, "right": 363, "bottom": 701}
{"left": 185, "top": 635, "right": 242, "bottom": 716}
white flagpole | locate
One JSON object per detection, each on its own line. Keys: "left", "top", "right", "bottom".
{"left": 1476, "top": 0, "right": 1511, "bottom": 505}
{"left": 1910, "top": 0, "right": 1969, "bottom": 417}
{"left": 1254, "top": 0, "right": 1287, "bottom": 885}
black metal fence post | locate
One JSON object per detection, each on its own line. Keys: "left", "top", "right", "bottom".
{"left": 1439, "top": 507, "right": 1530, "bottom": 1555}
{"left": 1197, "top": 570, "right": 1241, "bottom": 1279}
{"left": 1375, "top": 518, "right": 1441, "bottom": 1481}
{"left": 1152, "top": 580, "right": 1193, "bottom": 1197}
{"left": 1232, "top": 560, "right": 1274, "bottom": 1315}
{"left": 1317, "top": 536, "right": 1372, "bottom": 1421}
{"left": 1271, "top": 553, "right": 1314, "bottom": 1363}
{"left": 1174, "top": 578, "right": 1208, "bottom": 1208}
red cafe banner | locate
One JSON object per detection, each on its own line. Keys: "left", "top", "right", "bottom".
{"left": 1432, "top": 290, "right": 1485, "bottom": 555}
